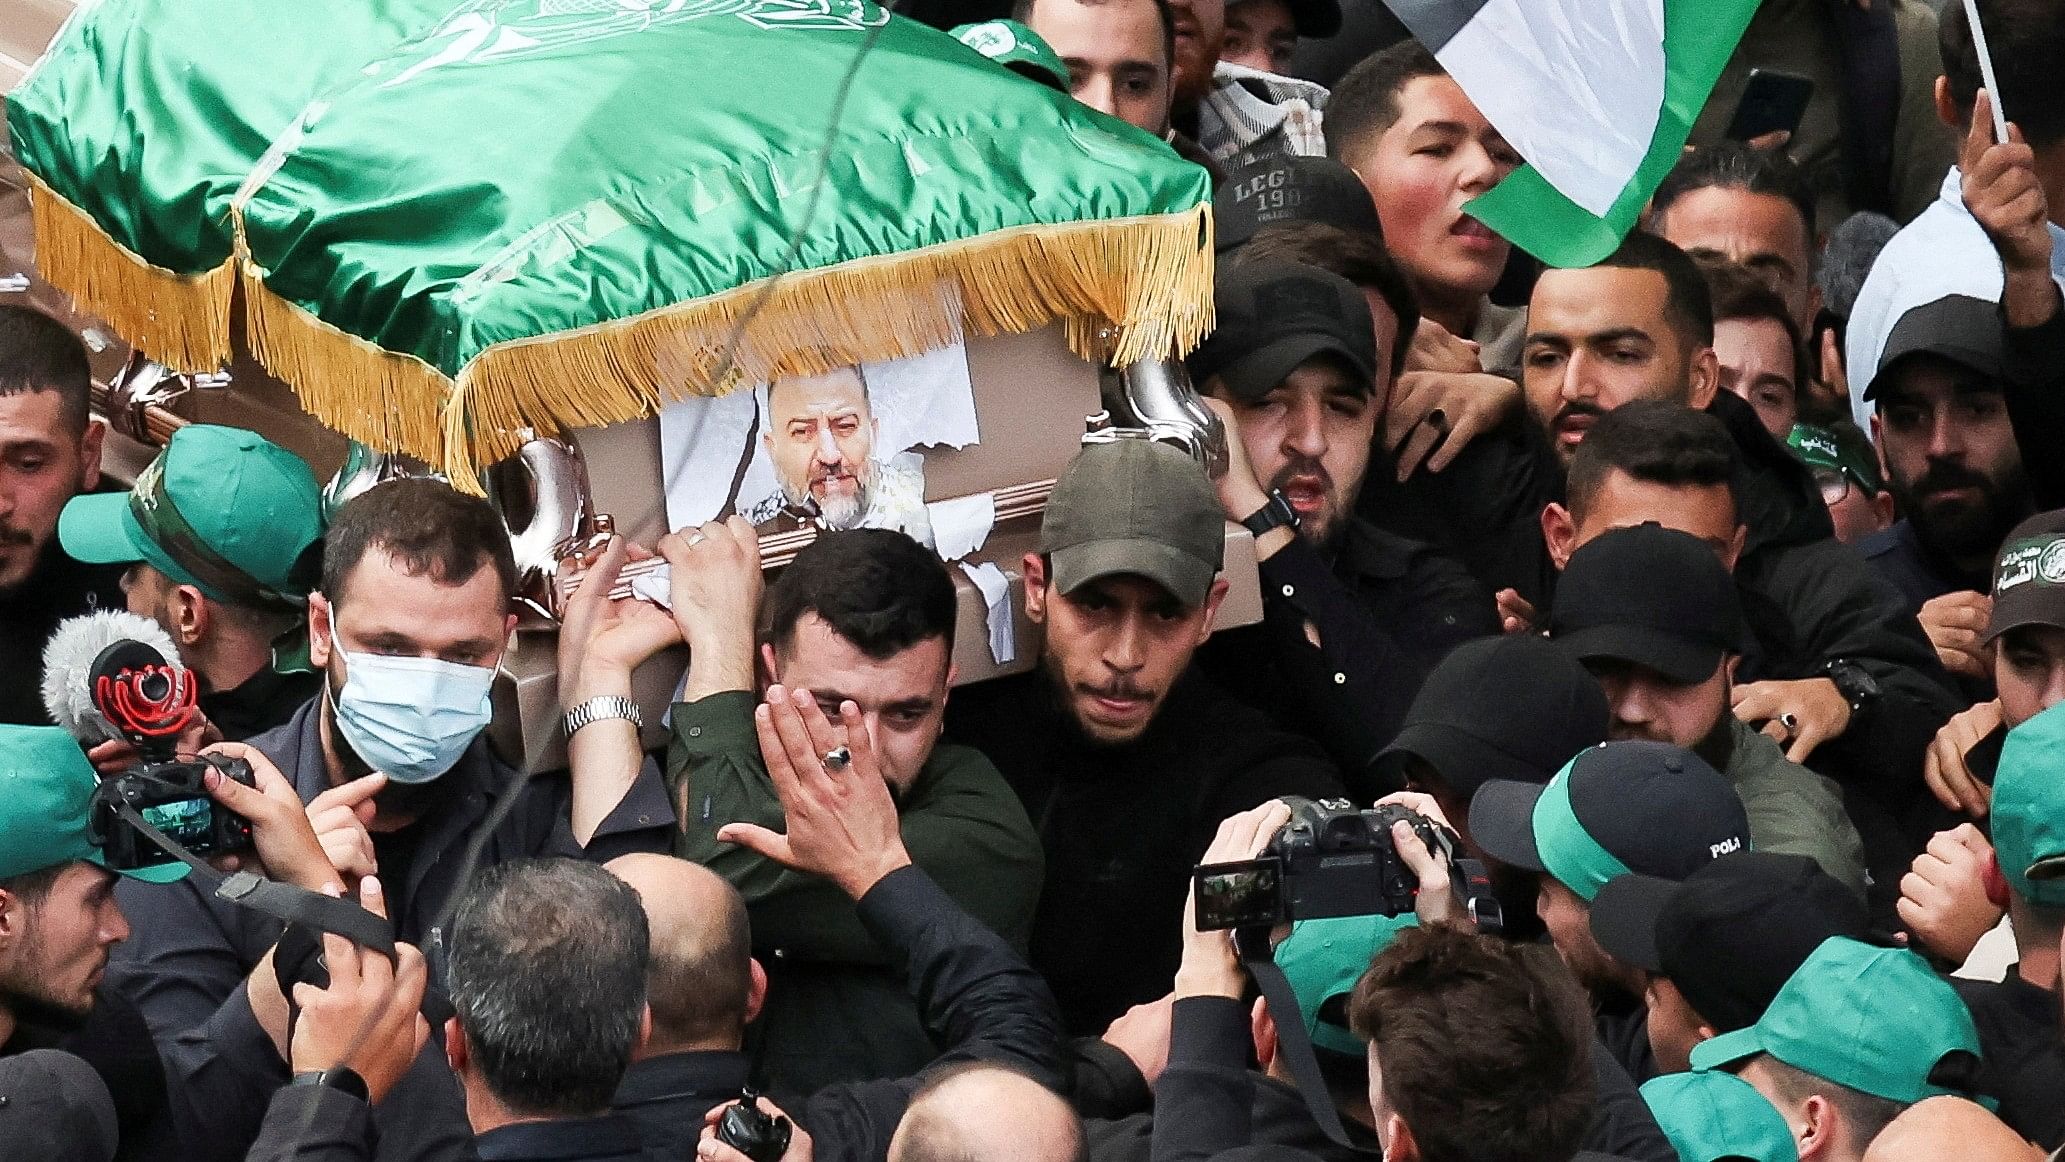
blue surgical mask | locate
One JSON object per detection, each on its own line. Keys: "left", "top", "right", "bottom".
{"left": 331, "top": 650, "right": 497, "bottom": 784}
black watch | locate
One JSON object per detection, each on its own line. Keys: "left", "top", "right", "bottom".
{"left": 1240, "top": 490, "right": 1300, "bottom": 538}
{"left": 291, "top": 1066, "right": 370, "bottom": 1103}
{"left": 1824, "top": 659, "right": 1880, "bottom": 718}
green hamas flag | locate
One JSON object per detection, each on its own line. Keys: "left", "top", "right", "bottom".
{"left": 1384, "top": 0, "right": 1759, "bottom": 268}
{"left": 8, "top": 0, "right": 1213, "bottom": 487}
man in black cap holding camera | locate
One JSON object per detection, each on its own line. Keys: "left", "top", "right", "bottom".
{"left": 1586, "top": 850, "right": 1870, "bottom": 1074}
{"left": 1190, "top": 258, "right": 1495, "bottom": 795}
{"left": 1548, "top": 524, "right": 1869, "bottom": 902}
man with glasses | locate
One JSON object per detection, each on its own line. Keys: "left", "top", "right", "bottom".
{"left": 1788, "top": 422, "right": 1892, "bottom": 547}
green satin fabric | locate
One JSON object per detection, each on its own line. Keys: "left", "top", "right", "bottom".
{"left": 7, "top": 0, "right": 1209, "bottom": 376}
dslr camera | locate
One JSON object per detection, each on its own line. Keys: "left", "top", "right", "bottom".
{"left": 1193, "top": 798, "right": 1502, "bottom": 933}
{"left": 84, "top": 638, "right": 256, "bottom": 870}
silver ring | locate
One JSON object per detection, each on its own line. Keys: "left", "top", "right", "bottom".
{"left": 823, "top": 746, "right": 851, "bottom": 771}
{"left": 1778, "top": 713, "right": 1800, "bottom": 733}
{"left": 686, "top": 532, "right": 707, "bottom": 548}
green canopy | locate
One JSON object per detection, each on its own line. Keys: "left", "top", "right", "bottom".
{"left": 9, "top": 0, "right": 1212, "bottom": 487}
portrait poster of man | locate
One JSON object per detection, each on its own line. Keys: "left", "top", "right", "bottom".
{"left": 658, "top": 342, "right": 980, "bottom": 553}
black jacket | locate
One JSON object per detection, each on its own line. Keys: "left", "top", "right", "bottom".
{"left": 947, "top": 671, "right": 1345, "bottom": 1035}
{"left": 1712, "top": 390, "right": 1962, "bottom": 803}
{"left": 1952, "top": 969, "right": 2065, "bottom": 1149}
{"left": 610, "top": 866, "right": 1065, "bottom": 1162}
{"left": 784, "top": 866, "right": 1068, "bottom": 1162}
{"left": 0, "top": 538, "right": 124, "bottom": 725}
{"left": 111, "top": 696, "right": 674, "bottom": 1162}
{"left": 1198, "top": 521, "right": 1497, "bottom": 798}
{"left": 2005, "top": 298, "right": 2065, "bottom": 512}
{"left": 1354, "top": 410, "right": 1563, "bottom": 607}
{"left": 243, "top": 1097, "right": 651, "bottom": 1162}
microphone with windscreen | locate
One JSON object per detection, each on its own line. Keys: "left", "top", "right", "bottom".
{"left": 40, "top": 609, "right": 255, "bottom": 870}
{"left": 41, "top": 609, "right": 183, "bottom": 748}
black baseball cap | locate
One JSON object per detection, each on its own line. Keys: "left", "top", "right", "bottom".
{"left": 1215, "top": 154, "right": 1381, "bottom": 253}
{"left": 1470, "top": 740, "right": 1751, "bottom": 901}
{"left": 1549, "top": 524, "right": 1744, "bottom": 685}
{"left": 1866, "top": 293, "right": 2006, "bottom": 402}
{"left": 1187, "top": 260, "right": 1375, "bottom": 403}
{"left": 1588, "top": 852, "right": 1869, "bottom": 1033}
{"left": 1987, "top": 508, "right": 2065, "bottom": 642}
{"left": 1279, "top": 0, "right": 1343, "bottom": 38}
{"left": 1373, "top": 635, "right": 1611, "bottom": 803}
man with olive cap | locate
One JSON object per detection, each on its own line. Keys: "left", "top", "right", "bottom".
{"left": 947, "top": 439, "right": 1342, "bottom": 1034}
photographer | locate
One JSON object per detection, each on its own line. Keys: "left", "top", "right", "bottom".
{"left": 0, "top": 722, "right": 348, "bottom": 1162}
{"left": 1144, "top": 801, "right": 1598, "bottom": 1162}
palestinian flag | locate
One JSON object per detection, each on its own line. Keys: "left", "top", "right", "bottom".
{"left": 1386, "top": 0, "right": 1759, "bottom": 267}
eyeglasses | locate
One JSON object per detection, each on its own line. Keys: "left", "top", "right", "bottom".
{"left": 1814, "top": 467, "right": 1863, "bottom": 506}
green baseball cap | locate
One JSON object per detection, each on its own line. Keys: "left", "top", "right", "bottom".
{"left": 1786, "top": 423, "right": 1881, "bottom": 495}
{"left": 0, "top": 725, "right": 188, "bottom": 884}
{"left": 950, "top": 20, "right": 1070, "bottom": 92}
{"left": 60, "top": 424, "right": 322, "bottom": 608}
{"left": 1640, "top": 1071, "right": 1798, "bottom": 1162}
{"left": 1991, "top": 701, "right": 2065, "bottom": 905}
{"left": 1274, "top": 912, "right": 1418, "bottom": 1055}
{"left": 1689, "top": 937, "right": 1982, "bottom": 1104}
{"left": 1041, "top": 440, "right": 1226, "bottom": 609}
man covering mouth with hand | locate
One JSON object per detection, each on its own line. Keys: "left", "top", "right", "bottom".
{"left": 1190, "top": 258, "right": 1497, "bottom": 797}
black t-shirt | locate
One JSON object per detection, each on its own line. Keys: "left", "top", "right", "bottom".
{"left": 1952, "top": 968, "right": 2065, "bottom": 1148}
{"left": 3, "top": 984, "right": 174, "bottom": 1161}
{"left": 946, "top": 669, "right": 1345, "bottom": 1034}
{"left": 0, "top": 540, "right": 125, "bottom": 725}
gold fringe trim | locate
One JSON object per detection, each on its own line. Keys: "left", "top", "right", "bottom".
{"left": 23, "top": 172, "right": 236, "bottom": 373}
{"left": 451, "top": 206, "right": 1215, "bottom": 485}
{"left": 26, "top": 175, "right": 1212, "bottom": 491}
{"left": 236, "top": 262, "right": 467, "bottom": 483}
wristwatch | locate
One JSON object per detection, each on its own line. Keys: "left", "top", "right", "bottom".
{"left": 1823, "top": 659, "right": 1881, "bottom": 720}
{"left": 1240, "top": 490, "right": 1300, "bottom": 538}
{"left": 291, "top": 1066, "right": 369, "bottom": 1103}
{"left": 563, "top": 694, "right": 644, "bottom": 739}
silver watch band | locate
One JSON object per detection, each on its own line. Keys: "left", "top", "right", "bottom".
{"left": 562, "top": 694, "right": 643, "bottom": 738}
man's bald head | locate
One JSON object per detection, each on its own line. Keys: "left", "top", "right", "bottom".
{"left": 887, "top": 1064, "right": 1084, "bottom": 1162}
{"left": 1861, "top": 1097, "right": 2041, "bottom": 1162}
{"left": 606, "top": 854, "right": 754, "bottom": 1050}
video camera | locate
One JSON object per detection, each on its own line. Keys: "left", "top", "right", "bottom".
{"left": 80, "top": 638, "right": 256, "bottom": 870}
{"left": 1193, "top": 798, "right": 1502, "bottom": 934}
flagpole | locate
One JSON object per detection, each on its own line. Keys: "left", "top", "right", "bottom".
{"left": 1960, "top": 0, "right": 2011, "bottom": 143}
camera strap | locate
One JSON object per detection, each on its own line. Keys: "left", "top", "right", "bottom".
{"left": 1233, "top": 928, "right": 1381, "bottom": 1158}
{"left": 107, "top": 796, "right": 397, "bottom": 956}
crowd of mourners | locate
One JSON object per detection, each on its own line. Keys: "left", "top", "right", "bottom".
{"left": 4, "top": 0, "right": 2065, "bottom": 1160}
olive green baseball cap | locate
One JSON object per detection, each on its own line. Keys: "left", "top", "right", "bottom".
{"left": 1041, "top": 440, "right": 1226, "bottom": 610}
{"left": 0, "top": 725, "right": 188, "bottom": 884}
{"left": 951, "top": 20, "right": 1070, "bottom": 92}
{"left": 1275, "top": 912, "right": 1419, "bottom": 1055}
{"left": 60, "top": 424, "right": 322, "bottom": 608}
{"left": 1992, "top": 701, "right": 2065, "bottom": 905}
{"left": 1689, "top": 937, "right": 1982, "bottom": 1104}
{"left": 1640, "top": 1071, "right": 1798, "bottom": 1162}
